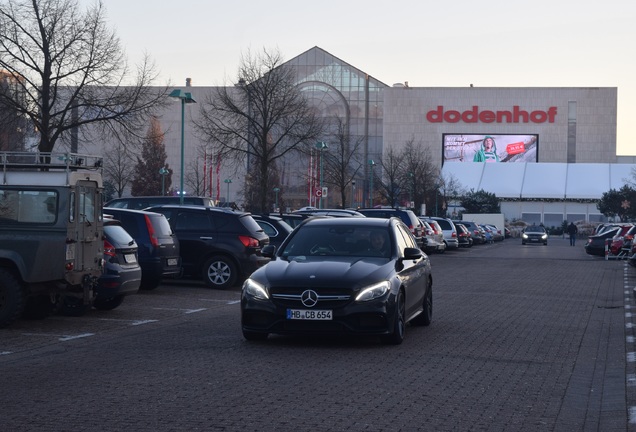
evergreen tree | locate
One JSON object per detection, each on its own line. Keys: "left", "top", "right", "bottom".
{"left": 460, "top": 189, "right": 501, "bottom": 213}
{"left": 131, "top": 118, "right": 172, "bottom": 196}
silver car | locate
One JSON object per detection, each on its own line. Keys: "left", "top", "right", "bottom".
{"left": 422, "top": 216, "right": 459, "bottom": 250}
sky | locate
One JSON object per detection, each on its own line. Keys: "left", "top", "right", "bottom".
{"left": 90, "top": 0, "right": 636, "bottom": 155}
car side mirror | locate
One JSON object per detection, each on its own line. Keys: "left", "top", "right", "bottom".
{"left": 261, "top": 244, "right": 276, "bottom": 258}
{"left": 402, "top": 247, "right": 422, "bottom": 260}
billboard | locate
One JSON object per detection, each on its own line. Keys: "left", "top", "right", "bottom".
{"left": 442, "top": 134, "right": 538, "bottom": 164}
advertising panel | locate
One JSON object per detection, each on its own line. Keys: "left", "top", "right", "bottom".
{"left": 443, "top": 134, "right": 538, "bottom": 164}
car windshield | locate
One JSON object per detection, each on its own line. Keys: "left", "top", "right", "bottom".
{"left": 280, "top": 225, "right": 392, "bottom": 259}
{"left": 525, "top": 226, "right": 546, "bottom": 233}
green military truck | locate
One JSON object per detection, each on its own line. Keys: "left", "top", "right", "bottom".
{"left": 0, "top": 152, "right": 104, "bottom": 328}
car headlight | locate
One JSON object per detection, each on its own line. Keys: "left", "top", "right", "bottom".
{"left": 541, "top": 234, "right": 548, "bottom": 239}
{"left": 522, "top": 233, "right": 528, "bottom": 239}
{"left": 355, "top": 281, "right": 390, "bottom": 302}
{"left": 243, "top": 278, "right": 269, "bottom": 300}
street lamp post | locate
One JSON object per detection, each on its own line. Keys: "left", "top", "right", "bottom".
{"left": 169, "top": 89, "right": 197, "bottom": 204}
{"left": 408, "top": 172, "right": 414, "bottom": 208}
{"left": 435, "top": 183, "right": 439, "bottom": 216}
{"left": 159, "top": 167, "right": 169, "bottom": 196}
{"left": 368, "top": 159, "right": 376, "bottom": 208}
{"left": 315, "top": 141, "right": 328, "bottom": 209}
{"left": 351, "top": 180, "right": 356, "bottom": 208}
{"left": 224, "top": 179, "right": 232, "bottom": 204}
{"left": 273, "top": 187, "right": 280, "bottom": 211}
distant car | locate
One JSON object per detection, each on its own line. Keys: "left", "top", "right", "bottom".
{"left": 479, "top": 224, "right": 494, "bottom": 243}
{"left": 452, "top": 220, "right": 486, "bottom": 245}
{"left": 357, "top": 208, "right": 425, "bottom": 249}
{"left": 240, "top": 216, "right": 433, "bottom": 344}
{"left": 251, "top": 214, "right": 294, "bottom": 250}
{"left": 423, "top": 216, "right": 459, "bottom": 250}
{"left": 146, "top": 205, "right": 270, "bottom": 289}
{"left": 608, "top": 224, "right": 634, "bottom": 256}
{"left": 454, "top": 223, "right": 473, "bottom": 248}
{"left": 105, "top": 195, "right": 216, "bottom": 210}
{"left": 419, "top": 218, "right": 446, "bottom": 253}
{"left": 272, "top": 213, "right": 306, "bottom": 229}
{"left": 103, "top": 208, "right": 181, "bottom": 290}
{"left": 485, "top": 224, "right": 505, "bottom": 242}
{"left": 521, "top": 225, "right": 548, "bottom": 245}
{"left": 292, "top": 208, "right": 366, "bottom": 218}
{"left": 94, "top": 218, "right": 142, "bottom": 311}
{"left": 585, "top": 227, "right": 621, "bottom": 256}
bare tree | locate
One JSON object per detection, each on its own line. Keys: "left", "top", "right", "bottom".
{"left": 399, "top": 139, "right": 439, "bottom": 214}
{"left": 103, "top": 141, "right": 136, "bottom": 198}
{"left": 375, "top": 145, "right": 405, "bottom": 207}
{"left": 321, "top": 116, "right": 364, "bottom": 208}
{"left": 195, "top": 47, "right": 323, "bottom": 212}
{"left": 130, "top": 117, "right": 172, "bottom": 196}
{"left": 0, "top": 0, "right": 168, "bottom": 153}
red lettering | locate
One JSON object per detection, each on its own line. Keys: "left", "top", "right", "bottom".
{"left": 425, "top": 106, "right": 558, "bottom": 124}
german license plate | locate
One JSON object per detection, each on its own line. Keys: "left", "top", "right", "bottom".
{"left": 287, "top": 309, "right": 332, "bottom": 320}
{"left": 167, "top": 258, "right": 178, "bottom": 266}
{"left": 124, "top": 254, "right": 137, "bottom": 264}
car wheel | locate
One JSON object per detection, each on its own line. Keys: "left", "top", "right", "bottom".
{"left": 384, "top": 290, "right": 405, "bottom": 345}
{"left": 202, "top": 256, "right": 237, "bottom": 289}
{"left": 412, "top": 283, "right": 433, "bottom": 326}
{"left": 0, "top": 268, "right": 25, "bottom": 328}
{"left": 242, "top": 329, "right": 268, "bottom": 341}
{"left": 93, "top": 295, "right": 125, "bottom": 311}
{"left": 522, "top": 241, "right": 526, "bottom": 245}
{"left": 59, "top": 295, "right": 91, "bottom": 317}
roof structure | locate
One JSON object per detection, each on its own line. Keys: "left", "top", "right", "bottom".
{"left": 442, "top": 163, "right": 636, "bottom": 200}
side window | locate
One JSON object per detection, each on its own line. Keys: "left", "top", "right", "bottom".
{"left": 175, "top": 211, "right": 212, "bottom": 231}
{"left": 0, "top": 190, "right": 58, "bottom": 224}
{"left": 397, "top": 224, "right": 417, "bottom": 250}
{"left": 256, "top": 221, "right": 277, "bottom": 237}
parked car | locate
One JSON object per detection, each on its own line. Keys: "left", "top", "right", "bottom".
{"left": 292, "top": 208, "right": 366, "bottom": 218}
{"left": 452, "top": 220, "right": 486, "bottom": 245}
{"left": 423, "top": 216, "right": 459, "bottom": 250}
{"left": 419, "top": 219, "right": 446, "bottom": 253}
{"left": 105, "top": 195, "right": 216, "bottom": 210}
{"left": 585, "top": 226, "right": 621, "bottom": 256}
{"left": 272, "top": 213, "right": 306, "bottom": 229}
{"left": 358, "top": 208, "right": 425, "bottom": 249}
{"left": 240, "top": 216, "right": 433, "bottom": 344}
{"left": 103, "top": 208, "right": 181, "bottom": 290}
{"left": 251, "top": 214, "right": 294, "bottom": 250}
{"left": 521, "top": 225, "right": 548, "bottom": 245}
{"left": 480, "top": 224, "right": 494, "bottom": 243}
{"left": 145, "top": 205, "right": 269, "bottom": 289}
{"left": 454, "top": 223, "right": 473, "bottom": 248}
{"left": 485, "top": 224, "right": 505, "bottom": 242}
{"left": 607, "top": 224, "right": 634, "bottom": 256}
{"left": 95, "top": 218, "right": 142, "bottom": 310}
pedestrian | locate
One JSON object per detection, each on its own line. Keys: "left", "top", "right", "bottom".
{"left": 567, "top": 222, "right": 578, "bottom": 246}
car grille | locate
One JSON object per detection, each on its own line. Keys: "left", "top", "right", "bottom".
{"left": 270, "top": 286, "right": 351, "bottom": 308}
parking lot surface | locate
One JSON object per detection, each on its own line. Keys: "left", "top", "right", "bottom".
{"left": 2, "top": 236, "right": 636, "bottom": 431}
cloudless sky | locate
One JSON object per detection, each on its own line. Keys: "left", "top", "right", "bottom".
{"left": 91, "top": 0, "right": 636, "bottom": 155}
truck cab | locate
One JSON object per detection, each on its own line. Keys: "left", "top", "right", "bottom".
{"left": 0, "top": 152, "right": 104, "bottom": 327}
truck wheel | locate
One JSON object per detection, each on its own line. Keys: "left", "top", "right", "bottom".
{"left": 59, "top": 295, "right": 91, "bottom": 317}
{"left": 93, "top": 295, "right": 124, "bottom": 311}
{"left": 0, "top": 268, "right": 25, "bottom": 328}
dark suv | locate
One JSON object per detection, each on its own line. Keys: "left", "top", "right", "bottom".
{"left": 356, "top": 208, "right": 424, "bottom": 248}
{"left": 145, "top": 206, "right": 270, "bottom": 289}
{"left": 103, "top": 208, "right": 181, "bottom": 290}
{"left": 105, "top": 196, "right": 216, "bottom": 210}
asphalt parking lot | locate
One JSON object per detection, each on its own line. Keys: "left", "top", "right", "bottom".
{"left": 2, "top": 236, "right": 636, "bottom": 431}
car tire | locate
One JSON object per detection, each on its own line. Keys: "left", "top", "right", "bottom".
{"left": 384, "top": 290, "right": 405, "bottom": 345}
{"left": 202, "top": 255, "right": 237, "bottom": 289}
{"left": 522, "top": 241, "right": 526, "bottom": 245}
{"left": 242, "top": 329, "right": 268, "bottom": 341}
{"left": 412, "top": 284, "right": 433, "bottom": 327}
{"left": 93, "top": 295, "right": 125, "bottom": 311}
{"left": 0, "top": 268, "right": 25, "bottom": 328}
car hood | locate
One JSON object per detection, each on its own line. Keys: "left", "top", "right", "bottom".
{"left": 255, "top": 256, "right": 394, "bottom": 288}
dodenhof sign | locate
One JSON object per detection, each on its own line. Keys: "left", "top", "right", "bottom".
{"left": 426, "top": 106, "right": 558, "bottom": 124}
